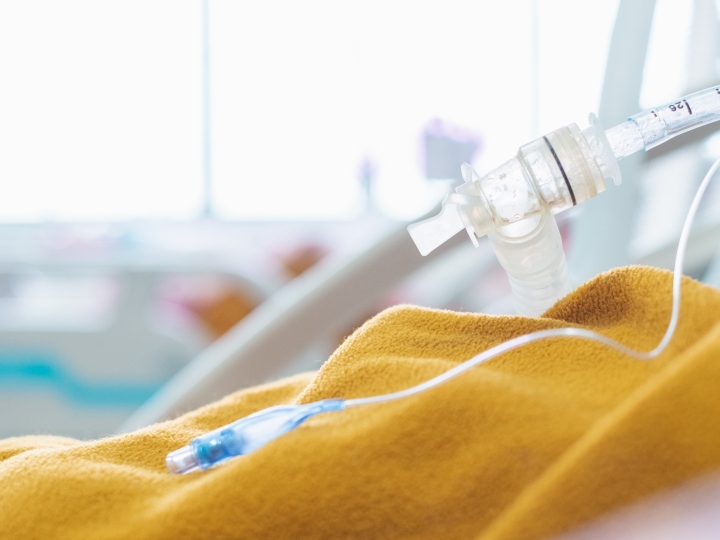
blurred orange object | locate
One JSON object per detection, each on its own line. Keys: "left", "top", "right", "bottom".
{"left": 280, "top": 244, "right": 327, "bottom": 277}
{"left": 196, "top": 290, "right": 257, "bottom": 339}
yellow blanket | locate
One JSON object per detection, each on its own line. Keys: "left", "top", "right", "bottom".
{"left": 1, "top": 266, "right": 720, "bottom": 539}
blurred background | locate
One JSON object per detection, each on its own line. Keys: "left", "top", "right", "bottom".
{"left": 0, "top": 0, "right": 719, "bottom": 438}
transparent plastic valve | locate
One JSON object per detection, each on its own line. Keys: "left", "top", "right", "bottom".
{"left": 408, "top": 113, "right": 619, "bottom": 257}
{"left": 408, "top": 114, "right": 617, "bottom": 315}
{"left": 410, "top": 85, "right": 720, "bottom": 258}
{"left": 408, "top": 84, "right": 720, "bottom": 315}
{"left": 167, "top": 399, "right": 345, "bottom": 474}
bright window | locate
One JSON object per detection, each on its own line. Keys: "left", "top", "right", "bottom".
{"left": 0, "top": 1, "right": 619, "bottom": 222}
{"left": 0, "top": 1, "right": 204, "bottom": 222}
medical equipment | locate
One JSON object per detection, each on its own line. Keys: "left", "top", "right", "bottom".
{"left": 167, "top": 85, "right": 720, "bottom": 475}
{"left": 410, "top": 85, "right": 720, "bottom": 315}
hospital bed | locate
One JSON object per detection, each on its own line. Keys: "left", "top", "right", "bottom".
{"left": 0, "top": 246, "right": 266, "bottom": 438}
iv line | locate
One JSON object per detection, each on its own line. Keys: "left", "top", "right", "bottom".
{"left": 346, "top": 158, "right": 720, "bottom": 408}
{"left": 167, "top": 83, "right": 720, "bottom": 473}
{"left": 167, "top": 156, "right": 720, "bottom": 474}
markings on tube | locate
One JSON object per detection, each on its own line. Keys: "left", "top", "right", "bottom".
{"left": 668, "top": 101, "right": 692, "bottom": 115}
{"left": 542, "top": 136, "right": 576, "bottom": 206}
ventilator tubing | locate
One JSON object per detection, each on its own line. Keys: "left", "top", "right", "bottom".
{"left": 488, "top": 214, "right": 571, "bottom": 316}
{"left": 408, "top": 84, "right": 720, "bottom": 316}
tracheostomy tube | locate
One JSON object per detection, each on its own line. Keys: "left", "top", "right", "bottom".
{"left": 407, "top": 84, "right": 720, "bottom": 315}
{"left": 409, "top": 113, "right": 618, "bottom": 315}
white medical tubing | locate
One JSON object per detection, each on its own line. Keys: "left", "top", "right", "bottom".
{"left": 167, "top": 157, "right": 720, "bottom": 475}
{"left": 345, "top": 157, "right": 720, "bottom": 408}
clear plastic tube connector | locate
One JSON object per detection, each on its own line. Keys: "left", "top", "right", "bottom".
{"left": 409, "top": 84, "right": 720, "bottom": 261}
{"left": 166, "top": 399, "right": 345, "bottom": 474}
{"left": 408, "top": 114, "right": 619, "bottom": 258}
{"left": 406, "top": 85, "right": 720, "bottom": 315}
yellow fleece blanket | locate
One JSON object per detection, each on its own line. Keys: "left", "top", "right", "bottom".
{"left": 2, "top": 266, "right": 720, "bottom": 539}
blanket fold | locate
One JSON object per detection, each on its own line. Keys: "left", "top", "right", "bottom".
{"left": 1, "top": 266, "right": 719, "bottom": 539}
